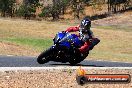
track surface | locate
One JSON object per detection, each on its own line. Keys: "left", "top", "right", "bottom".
{"left": 0, "top": 55, "right": 132, "bottom": 67}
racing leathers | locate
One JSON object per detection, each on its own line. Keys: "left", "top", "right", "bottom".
{"left": 65, "top": 25, "right": 100, "bottom": 53}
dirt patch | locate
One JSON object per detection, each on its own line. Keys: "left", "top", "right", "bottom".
{"left": 92, "top": 11, "right": 132, "bottom": 27}
{"left": 0, "top": 69, "right": 132, "bottom": 88}
{"left": 0, "top": 18, "right": 69, "bottom": 38}
{"left": 0, "top": 42, "right": 38, "bottom": 56}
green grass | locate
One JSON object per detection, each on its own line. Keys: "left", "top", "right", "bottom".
{"left": 4, "top": 37, "right": 53, "bottom": 51}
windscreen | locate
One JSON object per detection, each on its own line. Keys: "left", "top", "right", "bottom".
{"left": 54, "top": 32, "right": 82, "bottom": 47}
{"left": 59, "top": 33, "right": 75, "bottom": 43}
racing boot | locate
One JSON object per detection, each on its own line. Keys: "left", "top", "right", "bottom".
{"left": 89, "top": 38, "right": 100, "bottom": 50}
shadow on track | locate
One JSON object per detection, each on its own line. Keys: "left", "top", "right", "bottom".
{"left": 50, "top": 63, "right": 104, "bottom": 67}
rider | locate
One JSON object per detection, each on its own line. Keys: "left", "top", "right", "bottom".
{"left": 65, "top": 17, "right": 100, "bottom": 53}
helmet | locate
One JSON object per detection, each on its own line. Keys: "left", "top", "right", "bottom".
{"left": 80, "top": 18, "right": 91, "bottom": 31}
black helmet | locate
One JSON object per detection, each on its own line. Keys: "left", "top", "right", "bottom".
{"left": 80, "top": 17, "right": 91, "bottom": 30}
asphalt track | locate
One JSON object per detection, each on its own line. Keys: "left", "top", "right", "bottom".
{"left": 0, "top": 55, "right": 132, "bottom": 67}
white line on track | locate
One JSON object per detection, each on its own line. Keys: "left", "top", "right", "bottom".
{"left": 0, "top": 67, "right": 132, "bottom": 71}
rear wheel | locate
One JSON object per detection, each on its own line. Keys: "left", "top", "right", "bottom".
{"left": 69, "top": 58, "right": 78, "bottom": 66}
{"left": 69, "top": 56, "right": 84, "bottom": 66}
{"left": 69, "top": 50, "right": 89, "bottom": 66}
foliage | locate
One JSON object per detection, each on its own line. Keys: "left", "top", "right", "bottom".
{"left": 27, "top": 0, "right": 39, "bottom": 4}
{"left": 0, "top": 0, "right": 15, "bottom": 17}
{"left": 39, "top": 0, "right": 70, "bottom": 20}
{"left": 0, "top": 0, "right": 130, "bottom": 20}
{"left": 16, "top": 4, "right": 36, "bottom": 17}
{"left": 38, "top": 6, "right": 51, "bottom": 18}
{"left": 16, "top": 0, "right": 41, "bottom": 18}
{"left": 70, "top": 0, "right": 86, "bottom": 19}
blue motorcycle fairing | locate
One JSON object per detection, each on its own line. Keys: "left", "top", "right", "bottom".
{"left": 53, "top": 32, "right": 65, "bottom": 44}
{"left": 53, "top": 32, "right": 83, "bottom": 48}
{"left": 71, "top": 34, "right": 83, "bottom": 47}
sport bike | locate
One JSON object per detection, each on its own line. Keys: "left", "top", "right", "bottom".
{"left": 37, "top": 31, "right": 89, "bottom": 65}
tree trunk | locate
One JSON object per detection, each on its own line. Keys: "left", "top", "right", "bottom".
{"left": 52, "top": 12, "right": 59, "bottom": 20}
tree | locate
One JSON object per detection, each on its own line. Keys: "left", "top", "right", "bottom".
{"left": 59, "top": 0, "right": 70, "bottom": 14}
{"left": 16, "top": 4, "right": 35, "bottom": 19}
{"left": 0, "top": 0, "right": 15, "bottom": 17}
{"left": 70, "top": 0, "right": 85, "bottom": 19}
{"left": 39, "top": 0, "right": 70, "bottom": 20}
{"left": 16, "top": 0, "right": 41, "bottom": 19}
{"left": 88, "top": 0, "right": 104, "bottom": 15}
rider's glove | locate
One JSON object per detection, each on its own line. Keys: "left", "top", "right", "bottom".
{"left": 61, "top": 31, "right": 66, "bottom": 33}
{"left": 62, "top": 31, "right": 68, "bottom": 33}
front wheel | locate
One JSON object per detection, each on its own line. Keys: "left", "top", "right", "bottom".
{"left": 37, "top": 48, "right": 53, "bottom": 64}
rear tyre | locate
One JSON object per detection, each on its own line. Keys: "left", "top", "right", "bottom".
{"left": 69, "top": 57, "right": 85, "bottom": 66}
{"left": 37, "top": 48, "right": 52, "bottom": 64}
{"left": 69, "top": 49, "right": 86, "bottom": 66}
{"left": 69, "top": 52, "right": 89, "bottom": 66}
{"left": 69, "top": 57, "right": 78, "bottom": 66}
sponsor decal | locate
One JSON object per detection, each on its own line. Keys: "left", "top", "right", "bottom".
{"left": 76, "top": 67, "right": 131, "bottom": 85}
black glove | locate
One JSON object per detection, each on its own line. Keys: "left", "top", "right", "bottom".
{"left": 62, "top": 31, "right": 66, "bottom": 33}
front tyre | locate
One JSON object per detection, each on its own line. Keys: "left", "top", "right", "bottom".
{"left": 37, "top": 48, "right": 52, "bottom": 64}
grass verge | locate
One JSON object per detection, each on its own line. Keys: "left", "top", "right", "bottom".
{"left": 3, "top": 37, "right": 53, "bottom": 51}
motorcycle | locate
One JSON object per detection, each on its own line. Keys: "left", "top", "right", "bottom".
{"left": 37, "top": 31, "right": 90, "bottom": 65}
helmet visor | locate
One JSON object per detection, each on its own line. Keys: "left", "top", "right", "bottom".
{"left": 80, "top": 24, "right": 91, "bottom": 30}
